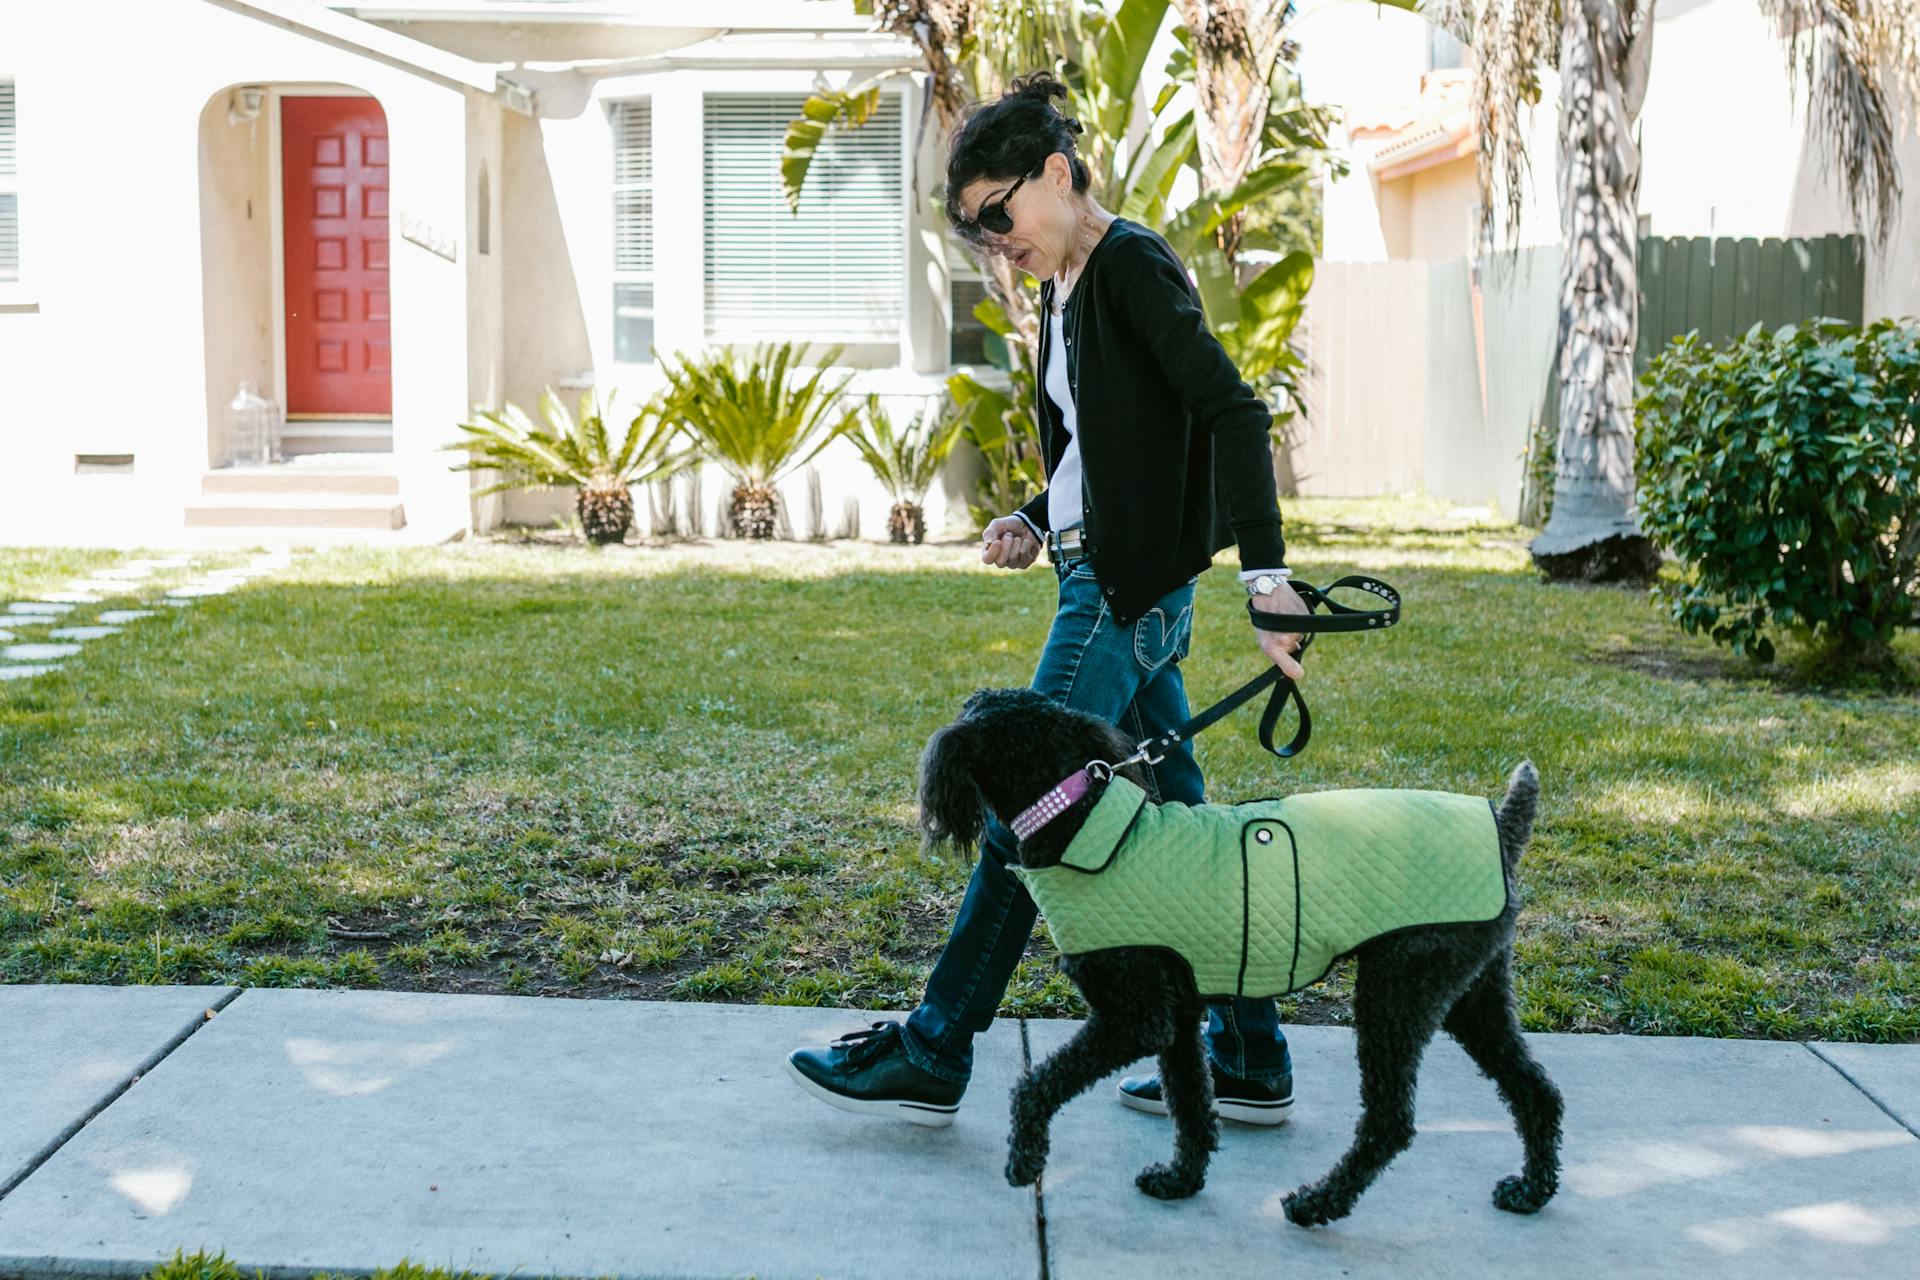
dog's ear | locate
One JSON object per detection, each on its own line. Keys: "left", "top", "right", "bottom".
{"left": 918, "top": 722, "right": 986, "bottom": 855}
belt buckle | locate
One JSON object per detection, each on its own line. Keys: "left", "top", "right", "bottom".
{"left": 1048, "top": 529, "right": 1086, "bottom": 565}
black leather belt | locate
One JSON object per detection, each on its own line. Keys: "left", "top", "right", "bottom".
{"left": 1046, "top": 528, "right": 1089, "bottom": 565}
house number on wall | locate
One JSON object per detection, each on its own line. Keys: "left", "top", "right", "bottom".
{"left": 399, "top": 211, "right": 459, "bottom": 263}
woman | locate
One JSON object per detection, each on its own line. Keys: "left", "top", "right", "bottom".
{"left": 788, "top": 72, "right": 1309, "bottom": 1128}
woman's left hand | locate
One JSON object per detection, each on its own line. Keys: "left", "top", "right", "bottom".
{"left": 1250, "top": 580, "right": 1308, "bottom": 681}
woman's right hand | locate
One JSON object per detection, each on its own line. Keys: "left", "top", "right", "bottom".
{"left": 980, "top": 516, "right": 1042, "bottom": 570}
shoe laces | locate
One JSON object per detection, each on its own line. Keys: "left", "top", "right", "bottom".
{"left": 831, "top": 1020, "right": 902, "bottom": 1067}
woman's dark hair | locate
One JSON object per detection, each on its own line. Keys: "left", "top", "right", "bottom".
{"left": 943, "top": 71, "right": 1089, "bottom": 230}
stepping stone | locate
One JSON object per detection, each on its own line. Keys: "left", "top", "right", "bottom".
{"left": 88, "top": 567, "right": 153, "bottom": 580}
{"left": 3, "top": 644, "right": 82, "bottom": 662}
{"left": 38, "top": 592, "right": 102, "bottom": 605}
{"left": 161, "top": 599, "right": 195, "bottom": 608}
{"left": 0, "top": 630, "right": 10, "bottom": 644}
{"left": 124, "top": 557, "right": 195, "bottom": 570}
{"left": 204, "top": 569, "right": 259, "bottom": 581}
{"left": 0, "top": 615, "right": 52, "bottom": 628}
{"left": 97, "top": 610, "right": 157, "bottom": 625}
{"left": 167, "top": 584, "right": 234, "bottom": 598}
{"left": 69, "top": 580, "right": 137, "bottom": 595}
{"left": 6, "top": 602, "right": 74, "bottom": 616}
{"left": 48, "top": 626, "right": 120, "bottom": 641}
{"left": 0, "top": 664, "right": 60, "bottom": 681}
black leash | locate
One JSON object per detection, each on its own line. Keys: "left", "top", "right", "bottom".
{"left": 1120, "top": 575, "right": 1401, "bottom": 767}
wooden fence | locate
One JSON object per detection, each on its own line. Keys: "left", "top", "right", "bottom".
{"left": 1289, "top": 234, "right": 1868, "bottom": 517}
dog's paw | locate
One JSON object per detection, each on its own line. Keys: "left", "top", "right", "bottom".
{"left": 1005, "top": 1143, "right": 1047, "bottom": 1189}
{"left": 1135, "top": 1162, "right": 1203, "bottom": 1201}
{"left": 1281, "top": 1184, "right": 1352, "bottom": 1228}
{"left": 1491, "top": 1173, "right": 1554, "bottom": 1214}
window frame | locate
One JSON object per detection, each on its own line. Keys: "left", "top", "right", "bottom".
{"left": 948, "top": 261, "right": 994, "bottom": 370}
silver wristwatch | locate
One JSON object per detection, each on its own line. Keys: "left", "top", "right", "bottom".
{"left": 1245, "top": 572, "right": 1289, "bottom": 597}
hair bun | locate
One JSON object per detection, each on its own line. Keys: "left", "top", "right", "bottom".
{"left": 1008, "top": 71, "right": 1068, "bottom": 106}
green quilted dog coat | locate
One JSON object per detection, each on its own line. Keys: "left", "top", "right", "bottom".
{"left": 1009, "top": 774, "right": 1510, "bottom": 999}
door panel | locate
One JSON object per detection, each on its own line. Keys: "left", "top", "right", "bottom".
{"left": 283, "top": 97, "right": 391, "bottom": 418}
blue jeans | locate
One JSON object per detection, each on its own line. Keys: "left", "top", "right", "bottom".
{"left": 901, "top": 557, "right": 1292, "bottom": 1089}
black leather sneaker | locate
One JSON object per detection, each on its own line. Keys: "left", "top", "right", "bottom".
{"left": 1117, "top": 1059, "right": 1294, "bottom": 1125}
{"left": 785, "top": 1020, "right": 965, "bottom": 1127}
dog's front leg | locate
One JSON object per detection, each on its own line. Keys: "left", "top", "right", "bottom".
{"left": 1136, "top": 1006, "right": 1218, "bottom": 1200}
{"left": 1006, "top": 1014, "right": 1156, "bottom": 1189}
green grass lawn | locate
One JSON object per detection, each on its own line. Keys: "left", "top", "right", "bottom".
{"left": 2, "top": 498, "right": 1915, "bottom": 1041}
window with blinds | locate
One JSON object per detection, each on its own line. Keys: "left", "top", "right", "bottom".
{"left": 0, "top": 81, "right": 18, "bottom": 284}
{"left": 703, "top": 92, "right": 903, "bottom": 344}
{"left": 612, "top": 99, "right": 653, "bottom": 362}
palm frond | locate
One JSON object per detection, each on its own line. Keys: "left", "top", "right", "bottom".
{"left": 1759, "top": 0, "right": 1920, "bottom": 249}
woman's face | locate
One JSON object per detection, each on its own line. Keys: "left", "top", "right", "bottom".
{"left": 956, "top": 152, "right": 1075, "bottom": 280}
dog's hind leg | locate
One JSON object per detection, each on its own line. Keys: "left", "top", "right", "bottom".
{"left": 1007, "top": 1011, "right": 1166, "bottom": 1190}
{"left": 1134, "top": 998, "right": 1219, "bottom": 1200}
{"left": 1441, "top": 950, "right": 1563, "bottom": 1213}
{"left": 1282, "top": 951, "right": 1468, "bottom": 1227}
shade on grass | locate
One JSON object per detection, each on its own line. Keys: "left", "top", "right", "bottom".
{"left": 0, "top": 499, "right": 1914, "bottom": 1041}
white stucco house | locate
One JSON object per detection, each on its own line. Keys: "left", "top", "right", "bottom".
{"left": 0, "top": 0, "right": 979, "bottom": 546}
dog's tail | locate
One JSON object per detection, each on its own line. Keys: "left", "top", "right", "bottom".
{"left": 1494, "top": 760, "right": 1540, "bottom": 869}
{"left": 917, "top": 723, "right": 985, "bottom": 857}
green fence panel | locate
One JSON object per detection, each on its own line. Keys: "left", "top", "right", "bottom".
{"left": 1633, "top": 233, "right": 1864, "bottom": 373}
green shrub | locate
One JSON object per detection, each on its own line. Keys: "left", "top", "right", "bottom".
{"left": 1635, "top": 317, "right": 1919, "bottom": 673}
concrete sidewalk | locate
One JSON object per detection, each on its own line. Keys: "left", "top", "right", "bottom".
{"left": 0, "top": 986, "right": 1914, "bottom": 1279}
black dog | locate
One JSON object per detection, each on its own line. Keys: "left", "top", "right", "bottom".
{"left": 917, "top": 687, "right": 1561, "bottom": 1226}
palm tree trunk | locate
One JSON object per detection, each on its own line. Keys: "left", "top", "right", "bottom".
{"left": 1176, "top": 0, "right": 1277, "bottom": 261}
{"left": 1530, "top": 0, "right": 1661, "bottom": 582}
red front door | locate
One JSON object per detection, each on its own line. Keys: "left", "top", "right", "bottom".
{"left": 282, "top": 96, "right": 391, "bottom": 418}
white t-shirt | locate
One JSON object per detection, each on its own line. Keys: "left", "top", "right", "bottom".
{"left": 1044, "top": 304, "right": 1085, "bottom": 533}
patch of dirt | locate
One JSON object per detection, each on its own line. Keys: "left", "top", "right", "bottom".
{"left": 1597, "top": 646, "right": 1802, "bottom": 690}
{"left": 1596, "top": 645, "right": 1920, "bottom": 699}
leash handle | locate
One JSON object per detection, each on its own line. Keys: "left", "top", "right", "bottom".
{"left": 1244, "top": 574, "right": 1401, "bottom": 635}
{"left": 1124, "top": 575, "right": 1399, "bottom": 768}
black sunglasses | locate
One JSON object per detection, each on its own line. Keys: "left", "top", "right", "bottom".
{"left": 954, "top": 173, "right": 1032, "bottom": 246}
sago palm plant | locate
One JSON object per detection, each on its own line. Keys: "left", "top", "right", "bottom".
{"left": 444, "top": 389, "right": 695, "bottom": 544}
{"left": 844, "top": 394, "right": 967, "bottom": 544}
{"left": 658, "top": 342, "right": 857, "bottom": 539}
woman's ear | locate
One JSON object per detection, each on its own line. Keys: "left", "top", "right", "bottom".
{"left": 1043, "top": 148, "right": 1073, "bottom": 195}
{"left": 917, "top": 722, "right": 985, "bottom": 856}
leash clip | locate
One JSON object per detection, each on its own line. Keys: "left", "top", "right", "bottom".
{"left": 1114, "top": 732, "right": 1174, "bottom": 769}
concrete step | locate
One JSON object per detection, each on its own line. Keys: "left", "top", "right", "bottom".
{"left": 281, "top": 422, "right": 394, "bottom": 458}
{"left": 184, "top": 494, "right": 407, "bottom": 530}
{"left": 202, "top": 468, "right": 400, "bottom": 497}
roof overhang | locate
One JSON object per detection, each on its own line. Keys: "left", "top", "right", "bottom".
{"left": 318, "top": 1, "right": 873, "bottom": 29}
{"left": 524, "top": 30, "right": 916, "bottom": 74}
{"left": 214, "top": 0, "right": 501, "bottom": 91}
{"left": 1368, "top": 118, "right": 1474, "bottom": 182}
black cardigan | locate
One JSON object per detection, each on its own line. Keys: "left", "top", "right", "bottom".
{"left": 1015, "top": 217, "right": 1288, "bottom": 627}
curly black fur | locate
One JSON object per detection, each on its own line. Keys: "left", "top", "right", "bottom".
{"left": 917, "top": 687, "right": 1563, "bottom": 1226}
